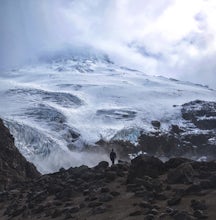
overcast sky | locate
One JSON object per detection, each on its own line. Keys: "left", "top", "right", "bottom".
{"left": 0, "top": 0, "right": 216, "bottom": 88}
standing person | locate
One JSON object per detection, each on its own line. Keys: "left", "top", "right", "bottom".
{"left": 110, "top": 149, "right": 117, "bottom": 165}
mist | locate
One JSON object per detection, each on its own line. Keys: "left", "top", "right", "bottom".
{"left": 34, "top": 150, "right": 111, "bottom": 174}
{"left": 0, "top": 0, "right": 216, "bottom": 88}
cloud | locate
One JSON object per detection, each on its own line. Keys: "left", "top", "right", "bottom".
{"left": 0, "top": 0, "right": 216, "bottom": 88}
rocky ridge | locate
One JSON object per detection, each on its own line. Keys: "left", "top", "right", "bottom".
{"left": 0, "top": 119, "right": 40, "bottom": 190}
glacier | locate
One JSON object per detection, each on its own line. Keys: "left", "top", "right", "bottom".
{"left": 0, "top": 51, "right": 216, "bottom": 173}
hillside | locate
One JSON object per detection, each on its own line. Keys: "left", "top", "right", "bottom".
{"left": 0, "top": 119, "right": 216, "bottom": 219}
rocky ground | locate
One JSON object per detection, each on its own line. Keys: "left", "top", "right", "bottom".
{"left": 0, "top": 99, "right": 216, "bottom": 220}
{"left": 0, "top": 155, "right": 216, "bottom": 220}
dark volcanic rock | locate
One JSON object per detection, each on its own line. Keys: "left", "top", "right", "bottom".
{"left": 182, "top": 100, "right": 216, "bottom": 130}
{"left": 127, "top": 155, "right": 165, "bottom": 182}
{"left": 167, "top": 196, "right": 182, "bottom": 206}
{"left": 0, "top": 119, "right": 40, "bottom": 189}
{"left": 138, "top": 132, "right": 180, "bottom": 157}
{"left": 170, "top": 124, "right": 184, "bottom": 134}
{"left": 99, "top": 193, "right": 113, "bottom": 202}
{"left": 167, "top": 162, "right": 195, "bottom": 184}
{"left": 173, "top": 211, "right": 195, "bottom": 220}
{"left": 151, "top": 120, "right": 161, "bottom": 129}
{"left": 165, "top": 158, "right": 193, "bottom": 169}
{"left": 191, "top": 199, "right": 207, "bottom": 211}
{"left": 94, "top": 161, "right": 109, "bottom": 170}
{"left": 184, "top": 133, "right": 210, "bottom": 146}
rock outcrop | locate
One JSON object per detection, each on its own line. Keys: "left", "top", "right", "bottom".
{"left": 135, "top": 100, "right": 216, "bottom": 160}
{"left": 0, "top": 119, "right": 40, "bottom": 190}
{"left": 182, "top": 100, "right": 216, "bottom": 130}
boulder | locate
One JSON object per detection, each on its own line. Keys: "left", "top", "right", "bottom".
{"left": 170, "top": 125, "right": 184, "bottom": 134}
{"left": 127, "top": 155, "right": 165, "bottom": 183}
{"left": 151, "top": 120, "right": 161, "bottom": 129}
{"left": 193, "top": 210, "right": 208, "bottom": 219}
{"left": 92, "top": 205, "right": 108, "bottom": 214}
{"left": 165, "top": 158, "right": 193, "bottom": 169}
{"left": 94, "top": 161, "right": 109, "bottom": 170}
{"left": 173, "top": 211, "right": 195, "bottom": 220}
{"left": 167, "top": 162, "right": 195, "bottom": 184}
{"left": 167, "top": 196, "right": 181, "bottom": 206}
{"left": 99, "top": 193, "right": 113, "bottom": 202}
{"left": 191, "top": 199, "right": 207, "bottom": 211}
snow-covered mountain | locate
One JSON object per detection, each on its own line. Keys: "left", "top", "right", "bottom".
{"left": 0, "top": 51, "right": 215, "bottom": 173}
